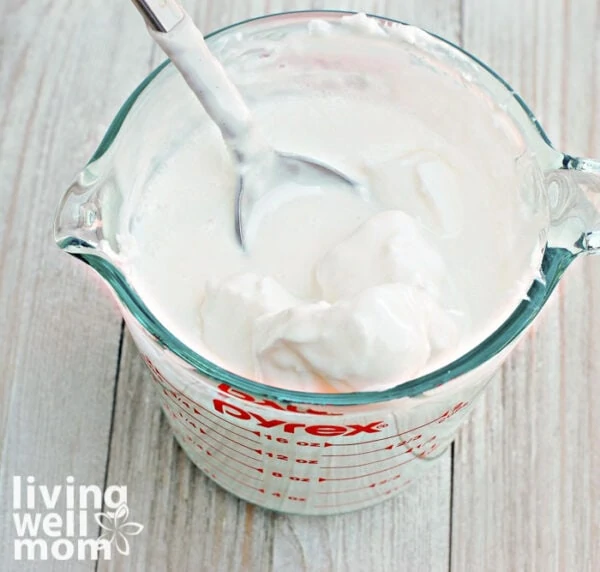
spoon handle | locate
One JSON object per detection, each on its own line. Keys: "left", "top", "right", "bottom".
{"left": 131, "top": 0, "right": 265, "bottom": 162}
{"left": 131, "top": 0, "right": 184, "bottom": 33}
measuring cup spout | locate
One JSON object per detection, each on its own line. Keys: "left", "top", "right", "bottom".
{"left": 55, "top": 170, "right": 102, "bottom": 253}
{"left": 546, "top": 155, "right": 600, "bottom": 255}
{"left": 54, "top": 152, "right": 124, "bottom": 267}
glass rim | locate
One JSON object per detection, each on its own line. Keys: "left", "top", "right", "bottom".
{"left": 64, "top": 10, "right": 575, "bottom": 405}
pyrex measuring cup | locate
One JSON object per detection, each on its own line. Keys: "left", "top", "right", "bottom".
{"left": 54, "top": 11, "right": 600, "bottom": 515}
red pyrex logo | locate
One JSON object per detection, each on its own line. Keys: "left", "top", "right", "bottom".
{"left": 214, "top": 384, "right": 387, "bottom": 437}
{"left": 216, "top": 383, "right": 343, "bottom": 416}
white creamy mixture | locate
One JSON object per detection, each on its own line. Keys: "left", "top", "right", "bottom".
{"left": 120, "top": 14, "right": 545, "bottom": 392}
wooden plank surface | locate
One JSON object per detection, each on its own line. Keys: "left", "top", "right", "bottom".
{"left": 451, "top": 1, "right": 600, "bottom": 570}
{"left": 1, "top": 0, "right": 598, "bottom": 571}
{"left": 0, "top": 1, "right": 154, "bottom": 570}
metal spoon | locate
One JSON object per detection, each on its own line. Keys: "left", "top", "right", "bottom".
{"left": 131, "top": 0, "right": 364, "bottom": 247}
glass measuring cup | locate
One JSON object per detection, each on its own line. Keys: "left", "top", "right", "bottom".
{"left": 54, "top": 11, "right": 600, "bottom": 515}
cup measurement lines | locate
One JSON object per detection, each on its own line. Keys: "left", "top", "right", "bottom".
{"left": 178, "top": 428, "right": 264, "bottom": 474}
{"left": 162, "top": 391, "right": 260, "bottom": 447}
{"left": 165, "top": 395, "right": 436, "bottom": 472}
{"left": 322, "top": 436, "right": 437, "bottom": 458}
{"left": 166, "top": 405, "right": 264, "bottom": 465}
{"left": 155, "top": 375, "right": 261, "bottom": 436}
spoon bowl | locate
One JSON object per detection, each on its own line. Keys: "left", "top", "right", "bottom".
{"left": 132, "top": 0, "right": 365, "bottom": 248}
{"left": 235, "top": 150, "right": 366, "bottom": 246}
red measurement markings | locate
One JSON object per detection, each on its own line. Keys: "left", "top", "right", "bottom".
{"left": 321, "top": 403, "right": 468, "bottom": 448}
{"left": 162, "top": 392, "right": 260, "bottom": 448}
{"left": 323, "top": 435, "right": 436, "bottom": 458}
{"left": 194, "top": 400, "right": 261, "bottom": 437}
{"left": 259, "top": 492, "right": 307, "bottom": 502}
{"left": 209, "top": 446, "right": 263, "bottom": 473}
{"left": 171, "top": 407, "right": 329, "bottom": 479}
{"left": 383, "top": 435, "right": 436, "bottom": 451}
{"left": 197, "top": 406, "right": 261, "bottom": 440}
{"left": 206, "top": 463, "right": 310, "bottom": 500}
{"left": 260, "top": 451, "right": 320, "bottom": 465}
{"left": 268, "top": 471, "right": 311, "bottom": 482}
{"left": 175, "top": 432, "right": 265, "bottom": 485}
{"left": 264, "top": 452, "right": 289, "bottom": 461}
{"left": 436, "top": 401, "right": 469, "bottom": 423}
{"left": 161, "top": 390, "right": 257, "bottom": 444}
{"left": 316, "top": 475, "right": 405, "bottom": 495}
{"left": 261, "top": 435, "right": 291, "bottom": 443}
{"left": 176, "top": 422, "right": 263, "bottom": 468}
{"left": 196, "top": 438, "right": 263, "bottom": 474}
{"left": 149, "top": 357, "right": 409, "bottom": 443}
{"left": 317, "top": 466, "right": 402, "bottom": 495}
{"left": 160, "top": 386, "right": 260, "bottom": 437}
{"left": 317, "top": 474, "right": 409, "bottom": 497}
{"left": 324, "top": 445, "right": 434, "bottom": 469}
{"left": 261, "top": 436, "right": 391, "bottom": 449}
{"left": 181, "top": 433, "right": 314, "bottom": 493}
{"left": 380, "top": 484, "right": 410, "bottom": 497}
{"left": 146, "top": 359, "right": 261, "bottom": 436}
{"left": 196, "top": 427, "right": 262, "bottom": 462}
{"left": 322, "top": 433, "right": 420, "bottom": 447}
{"left": 318, "top": 457, "right": 413, "bottom": 482}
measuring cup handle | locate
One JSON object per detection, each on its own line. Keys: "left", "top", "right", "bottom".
{"left": 546, "top": 155, "right": 600, "bottom": 255}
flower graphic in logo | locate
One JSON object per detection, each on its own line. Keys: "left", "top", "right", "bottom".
{"left": 94, "top": 503, "right": 144, "bottom": 555}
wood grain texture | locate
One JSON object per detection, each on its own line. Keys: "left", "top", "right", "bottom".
{"left": 101, "top": 1, "right": 460, "bottom": 571}
{"left": 3, "top": 0, "right": 598, "bottom": 570}
{"left": 0, "top": 1, "right": 155, "bottom": 570}
{"left": 451, "top": 1, "right": 600, "bottom": 570}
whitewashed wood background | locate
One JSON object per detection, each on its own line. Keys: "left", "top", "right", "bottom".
{"left": 1, "top": 0, "right": 599, "bottom": 570}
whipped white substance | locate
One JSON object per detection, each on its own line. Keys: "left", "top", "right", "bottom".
{"left": 121, "top": 14, "right": 545, "bottom": 393}
{"left": 200, "top": 211, "right": 459, "bottom": 391}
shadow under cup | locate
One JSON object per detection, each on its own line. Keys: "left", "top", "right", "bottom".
{"left": 55, "top": 11, "right": 599, "bottom": 514}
